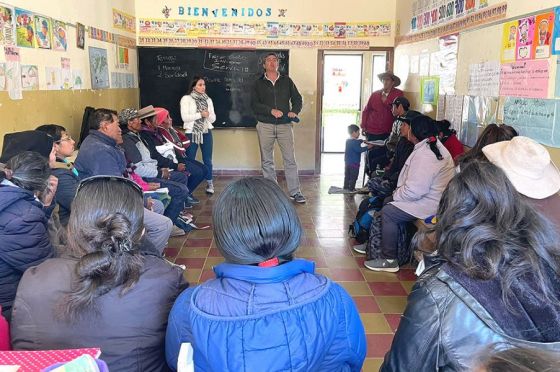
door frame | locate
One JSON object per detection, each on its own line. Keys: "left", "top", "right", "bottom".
{"left": 315, "top": 47, "right": 394, "bottom": 174}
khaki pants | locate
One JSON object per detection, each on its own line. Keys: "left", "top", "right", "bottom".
{"left": 256, "top": 122, "right": 301, "bottom": 196}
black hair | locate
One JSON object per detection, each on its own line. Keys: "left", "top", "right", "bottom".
{"left": 89, "top": 108, "right": 117, "bottom": 130}
{"left": 187, "top": 75, "right": 205, "bottom": 95}
{"left": 347, "top": 124, "right": 360, "bottom": 134}
{"left": 212, "top": 177, "right": 302, "bottom": 265}
{"left": 36, "top": 124, "right": 67, "bottom": 142}
{"left": 435, "top": 120, "right": 455, "bottom": 136}
{"left": 410, "top": 116, "right": 443, "bottom": 160}
{"left": 0, "top": 151, "right": 50, "bottom": 193}
{"left": 458, "top": 123, "right": 518, "bottom": 166}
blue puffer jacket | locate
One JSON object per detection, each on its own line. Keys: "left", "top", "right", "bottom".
{"left": 0, "top": 184, "right": 53, "bottom": 320}
{"left": 74, "top": 130, "right": 126, "bottom": 179}
{"left": 166, "top": 259, "right": 366, "bottom": 371}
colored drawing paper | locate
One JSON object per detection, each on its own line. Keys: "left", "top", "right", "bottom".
{"left": 554, "top": 7, "right": 560, "bottom": 54}
{"left": 21, "top": 64, "right": 38, "bottom": 90}
{"left": 516, "top": 16, "right": 535, "bottom": 61}
{"left": 89, "top": 47, "right": 109, "bottom": 89}
{"left": 501, "top": 20, "right": 518, "bottom": 62}
{"left": 468, "top": 61, "right": 500, "bottom": 97}
{"left": 500, "top": 60, "right": 549, "bottom": 99}
{"left": 15, "top": 8, "right": 35, "bottom": 48}
{"left": 61, "top": 57, "right": 72, "bottom": 89}
{"left": 45, "top": 66, "right": 61, "bottom": 90}
{"left": 72, "top": 69, "right": 83, "bottom": 89}
{"left": 34, "top": 15, "right": 51, "bottom": 49}
{"left": 420, "top": 76, "right": 439, "bottom": 105}
{"left": 534, "top": 12, "right": 554, "bottom": 59}
{"left": 503, "top": 97, "right": 559, "bottom": 147}
{"left": 4, "top": 45, "right": 21, "bottom": 99}
{"left": 52, "top": 20, "right": 67, "bottom": 51}
{"left": 0, "top": 5, "right": 15, "bottom": 45}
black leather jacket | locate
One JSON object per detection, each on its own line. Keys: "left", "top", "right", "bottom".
{"left": 381, "top": 262, "right": 560, "bottom": 371}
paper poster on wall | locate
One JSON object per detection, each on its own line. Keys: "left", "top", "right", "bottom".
{"left": 438, "top": 34, "right": 458, "bottom": 95}
{"left": 5, "top": 46, "right": 21, "bottom": 99}
{"left": 460, "top": 96, "right": 499, "bottom": 147}
{"left": 61, "top": 57, "right": 72, "bottom": 89}
{"left": 21, "top": 64, "right": 38, "bottom": 90}
{"left": 420, "top": 76, "right": 439, "bottom": 105}
{"left": 503, "top": 97, "right": 559, "bottom": 147}
{"left": 501, "top": 20, "right": 518, "bottom": 62}
{"left": 0, "top": 63, "right": 5, "bottom": 90}
{"left": 410, "top": 55, "right": 419, "bottom": 74}
{"left": 72, "top": 69, "right": 83, "bottom": 89}
{"left": 444, "top": 95, "right": 464, "bottom": 133}
{"left": 88, "top": 47, "right": 109, "bottom": 89}
{"left": 500, "top": 60, "right": 549, "bottom": 99}
{"left": 45, "top": 66, "right": 61, "bottom": 90}
{"left": 0, "top": 5, "right": 15, "bottom": 45}
{"left": 52, "top": 20, "right": 67, "bottom": 51}
{"left": 516, "top": 16, "right": 535, "bottom": 61}
{"left": 15, "top": 8, "right": 35, "bottom": 48}
{"left": 436, "top": 94, "right": 445, "bottom": 120}
{"left": 468, "top": 61, "right": 500, "bottom": 97}
{"left": 556, "top": 59, "right": 560, "bottom": 97}
{"left": 534, "top": 12, "right": 554, "bottom": 59}
{"left": 553, "top": 7, "right": 560, "bottom": 55}
{"left": 429, "top": 51, "right": 442, "bottom": 76}
{"left": 419, "top": 53, "right": 430, "bottom": 75}
{"left": 34, "top": 15, "right": 51, "bottom": 49}
{"left": 76, "top": 22, "right": 85, "bottom": 49}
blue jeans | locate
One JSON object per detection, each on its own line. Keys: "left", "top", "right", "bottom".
{"left": 186, "top": 131, "right": 213, "bottom": 181}
{"left": 145, "top": 171, "right": 190, "bottom": 225}
{"left": 182, "top": 157, "right": 208, "bottom": 193}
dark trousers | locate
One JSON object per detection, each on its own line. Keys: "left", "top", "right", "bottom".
{"left": 380, "top": 203, "right": 416, "bottom": 259}
{"left": 366, "top": 133, "right": 389, "bottom": 141}
{"left": 365, "top": 133, "right": 389, "bottom": 175}
{"left": 145, "top": 171, "right": 190, "bottom": 225}
{"left": 182, "top": 157, "right": 208, "bottom": 193}
{"left": 344, "top": 165, "right": 360, "bottom": 191}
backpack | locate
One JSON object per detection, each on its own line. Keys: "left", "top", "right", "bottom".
{"left": 348, "top": 196, "right": 384, "bottom": 244}
{"left": 366, "top": 213, "right": 415, "bottom": 265}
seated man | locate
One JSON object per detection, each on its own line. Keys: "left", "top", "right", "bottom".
{"left": 119, "top": 107, "right": 193, "bottom": 234}
{"left": 74, "top": 108, "right": 173, "bottom": 253}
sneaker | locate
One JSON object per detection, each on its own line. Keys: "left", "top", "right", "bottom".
{"left": 186, "top": 195, "right": 200, "bottom": 205}
{"left": 364, "top": 258, "right": 399, "bottom": 273}
{"left": 290, "top": 192, "right": 306, "bottom": 204}
{"left": 206, "top": 183, "right": 214, "bottom": 194}
{"left": 175, "top": 216, "right": 195, "bottom": 233}
{"left": 170, "top": 225, "right": 185, "bottom": 237}
{"left": 352, "top": 243, "right": 366, "bottom": 254}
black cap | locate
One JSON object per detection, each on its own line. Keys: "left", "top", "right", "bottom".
{"left": 392, "top": 96, "right": 410, "bottom": 110}
{"left": 0, "top": 130, "right": 54, "bottom": 163}
{"left": 398, "top": 111, "right": 424, "bottom": 124}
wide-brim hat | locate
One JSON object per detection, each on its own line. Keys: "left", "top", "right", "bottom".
{"left": 138, "top": 105, "right": 156, "bottom": 120}
{"left": 378, "top": 71, "right": 401, "bottom": 87}
{"left": 482, "top": 136, "right": 560, "bottom": 199}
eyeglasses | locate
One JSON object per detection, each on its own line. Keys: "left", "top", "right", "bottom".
{"left": 55, "top": 135, "right": 73, "bottom": 144}
{"left": 76, "top": 175, "right": 143, "bottom": 198}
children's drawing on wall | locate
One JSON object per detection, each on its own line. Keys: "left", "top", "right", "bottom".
{"left": 0, "top": 5, "right": 15, "bottom": 45}
{"left": 61, "top": 57, "right": 72, "bottom": 89}
{"left": 516, "top": 16, "right": 535, "bottom": 60}
{"left": 15, "top": 8, "right": 35, "bottom": 48}
{"left": 53, "top": 20, "right": 67, "bottom": 51}
{"left": 5, "top": 45, "right": 22, "bottom": 99}
{"left": 21, "top": 65, "right": 38, "bottom": 90}
{"left": 534, "top": 12, "right": 554, "bottom": 59}
{"left": 553, "top": 6, "right": 560, "bottom": 55}
{"left": 88, "top": 47, "right": 109, "bottom": 89}
{"left": 76, "top": 22, "right": 85, "bottom": 49}
{"left": 421, "top": 76, "right": 439, "bottom": 105}
{"left": 72, "top": 69, "right": 83, "bottom": 89}
{"left": 45, "top": 66, "right": 61, "bottom": 90}
{"left": 34, "top": 15, "right": 52, "bottom": 49}
{"left": 0, "top": 63, "right": 6, "bottom": 90}
{"left": 501, "top": 20, "right": 517, "bottom": 62}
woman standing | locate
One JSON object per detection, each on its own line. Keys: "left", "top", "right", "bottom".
{"left": 180, "top": 76, "right": 216, "bottom": 194}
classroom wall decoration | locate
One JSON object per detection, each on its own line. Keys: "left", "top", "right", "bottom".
{"left": 410, "top": 0, "right": 489, "bottom": 33}
{"left": 553, "top": 7, "right": 560, "bottom": 55}
{"left": 0, "top": 4, "right": 15, "bottom": 45}
{"left": 21, "top": 64, "right": 38, "bottom": 90}
{"left": 503, "top": 97, "right": 560, "bottom": 147}
{"left": 4, "top": 45, "right": 21, "bottom": 99}
{"left": 52, "top": 20, "right": 67, "bottom": 51}
{"left": 500, "top": 60, "right": 549, "bottom": 99}
{"left": 76, "top": 22, "right": 85, "bottom": 49}
{"left": 15, "top": 8, "right": 35, "bottom": 48}
{"left": 112, "top": 8, "right": 135, "bottom": 33}
{"left": 88, "top": 47, "right": 109, "bottom": 89}
{"left": 420, "top": 76, "right": 439, "bottom": 105}
{"left": 34, "top": 15, "right": 52, "bottom": 49}
{"left": 534, "top": 12, "right": 553, "bottom": 59}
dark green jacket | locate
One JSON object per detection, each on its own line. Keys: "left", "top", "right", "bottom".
{"left": 251, "top": 74, "right": 303, "bottom": 124}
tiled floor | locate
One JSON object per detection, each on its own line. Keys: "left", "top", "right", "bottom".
{"left": 164, "top": 155, "right": 415, "bottom": 372}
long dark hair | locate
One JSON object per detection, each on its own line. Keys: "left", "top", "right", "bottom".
{"left": 212, "top": 177, "right": 302, "bottom": 265}
{"left": 59, "top": 177, "right": 144, "bottom": 321}
{"left": 458, "top": 123, "right": 518, "bottom": 165}
{"left": 436, "top": 161, "right": 560, "bottom": 307}
{"left": 0, "top": 151, "right": 50, "bottom": 193}
{"left": 411, "top": 115, "right": 443, "bottom": 160}
{"left": 187, "top": 75, "right": 205, "bottom": 95}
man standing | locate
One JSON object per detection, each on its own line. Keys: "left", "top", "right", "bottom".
{"left": 251, "top": 53, "right": 305, "bottom": 203}
{"left": 361, "top": 71, "right": 403, "bottom": 141}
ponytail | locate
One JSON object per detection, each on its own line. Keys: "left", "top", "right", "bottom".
{"left": 411, "top": 116, "right": 444, "bottom": 161}
{"left": 427, "top": 136, "right": 443, "bottom": 160}
{"left": 60, "top": 213, "right": 143, "bottom": 322}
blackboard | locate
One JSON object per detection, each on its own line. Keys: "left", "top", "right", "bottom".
{"left": 138, "top": 48, "right": 289, "bottom": 128}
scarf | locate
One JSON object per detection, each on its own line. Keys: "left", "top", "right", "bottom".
{"left": 190, "top": 90, "right": 209, "bottom": 145}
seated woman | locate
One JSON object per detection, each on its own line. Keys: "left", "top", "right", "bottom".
{"left": 11, "top": 176, "right": 186, "bottom": 371}
{"left": 380, "top": 161, "right": 560, "bottom": 371}
{"left": 165, "top": 177, "right": 366, "bottom": 371}
{"left": 457, "top": 123, "right": 517, "bottom": 167}
{"left": 365, "top": 115, "right": 455, "bottom": 273}
{"left": 435, "top": 119, "right": 464, "bottom": 163}
{"left": 0, "top": 131, "right": 57, "bottom": 321}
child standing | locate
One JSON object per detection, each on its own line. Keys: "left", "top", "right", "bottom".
{"left": 344, "top": 125, "right": 370, "bottom": 191}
